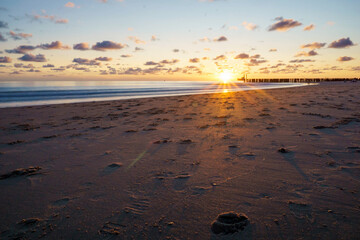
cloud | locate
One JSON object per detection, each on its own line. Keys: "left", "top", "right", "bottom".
{"left": 7, "top": 43, "right": 69, "bottom": 54}
{"left": 8, "top": 31, "right": 32, "bottom": 40}
{"left": 95, "top": 57, "right": 112, "bottom": 61}
{"left": 43, "top": 64, "right": 55, "bottom": 68}
{"left": 301, "top": 42, "right": 326, "bottom": 50}
{"left": 213, "top": 36, "right": 227, "bottom": 42}
{"left": 303, "top": 24, "right": 315, "bottom": 31}
{"left": 92, "top": 41, "right": 126, "bottom": 51}
{"left": 144, "top": 61, "right": 158, "bottom": 66}
{"left": 151, "top": 35, "right": 159, "bottom": 41}
{"left": 199, "top": 37, "right": 211, "bottom": 42}
{"left": 73, "top": 58, "right": 100, "bottom": 66}
{"left": 268, "top": 17, "right": 302, "bottom": 32}
{"left": 19, "top": 54, "right": 46, "bottom": 62}
{"left": 134, "top": 47, "right": 144, "bottom": 51}
{"left": 26, "top": 68, "right": 41, "bottom": 73}
{"left": 30, "top": 11, "right": 69, "bottom": 24}
{"left": 160, "top": 59, "right": 179, "bottom": 65}
{"left": 269, "top": 48, "right": 277, "bottom": 52}
{"left": 121, "top": 67, "right": 143, "bottom": 75}
{"left": 189, "top": 58, "right": 200, "bottom": 63}
{"left": 73, "top": 42, "right": 90, "bottom": 50}
{"left": 289, "top": 59, "right": 315, "bottom": 63}
{"left": 0, "top": 56, "right": 11, "bottom": 63}
{"left": 38, "top": 41, "right": 70, "bottom": 50}
{"left": 65, "top": 2, "right": 75, "bottom": 8}
{"left": 213, "top": 55, "right": 227, "bottom": 61}
{"left": 328, "top": 37, "right": 355, "bottom": 49}
{"left": 22, "top": 64, "right": 35, "bottom": 68}
{"left": 242, "top": 21, "right": 258, "bottom": 31}
{"left": 128, "top": 36, "right": 146, "bottom": 44}
{"left": 0, "top": 33, "right": 6, "bottom": 42}
{"left": 0, "top": 21, "right": 8, "bottom": 28}
{"left": 143, "top": 59, "right": 178, "bottom": 66}
{"left": 55, "top": 19, "right": 68, "bottom": 24}
{"left": 351, "top": 66, "right": 360, "bottom": 71}
{"left": 295, "top": 50, "right": 318, "bottom": 57}
{"left": 121, "top": 54, "right": 132, "bottom": 58}
{"left": 337, "top": 56, "right": 354, "bottom": 62}
{"left": 234, "top": 53, "right": 249, "bottom": 59}
{"left": 245, "top": 58, "right": 267, "bottom": 66}
{"left": 6, "top": 45, "right": 37, "bottom": 54}
{"left": 270, "top": 63, "right": 286, "bottom": 68}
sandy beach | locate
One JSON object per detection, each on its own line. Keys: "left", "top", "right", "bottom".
{"left": 0, "top": 82, "right": 360, "bottom": 239}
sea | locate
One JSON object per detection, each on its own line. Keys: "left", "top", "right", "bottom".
{"left": 0, "top": 81, "right": 307, "bottom": 108}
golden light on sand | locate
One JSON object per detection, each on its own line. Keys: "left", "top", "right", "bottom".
{"left": 218, "top": 71, "right": 234, "bottom": 83}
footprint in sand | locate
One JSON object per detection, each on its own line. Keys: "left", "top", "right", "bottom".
{"left": 288, "top": 201, "right": 313, "bottom": 221}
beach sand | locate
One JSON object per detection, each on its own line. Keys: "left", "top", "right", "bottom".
{"left": 0, "top": 82, "right": 360, "bottom": 239}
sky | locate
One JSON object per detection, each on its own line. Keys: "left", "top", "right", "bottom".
{"left": 0, "top": 0, "right": 359, "bottom": 81}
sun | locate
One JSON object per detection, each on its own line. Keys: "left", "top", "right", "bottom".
{"left": 219, "top": 71, "right": 233, "bottom": 83}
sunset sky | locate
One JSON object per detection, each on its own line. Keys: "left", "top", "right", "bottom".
{"left": 0, "top": 0, "right": 359, "bottom": 81}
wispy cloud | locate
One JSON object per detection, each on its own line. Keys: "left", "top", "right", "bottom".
{"left": 242, "top": 21, "right": 258, "bottom": 31}
{"left": 8, "top": 31, "right": 32, "bottom": 40}
{"left": 30, "top": 11, "right": 69, "bottom": 24}
{"left": 289, "top": 59, "right": 315, "bottom": 63}
{"left": 303, "top": 24, "right": 315, "bottom": 31}
{"left": 301, "top": 42, "right": 326, "bottom": 50}
{"left": 128, "top": 36, "right": 146, "bottom": 44}
{"left": 6, "top": 45, "right": 37, "bottom": 54}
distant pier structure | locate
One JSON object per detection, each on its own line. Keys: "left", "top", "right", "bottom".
{"left": 238, "top": 78, "right": 359, "bottom": 83}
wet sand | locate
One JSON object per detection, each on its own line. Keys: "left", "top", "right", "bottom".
{"left": 0, "top": 82, "right": 360, "bottom": 239}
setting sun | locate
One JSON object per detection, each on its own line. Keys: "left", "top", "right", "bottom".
{"left": 219, "top": 71, "right": 234, "bottom": 83}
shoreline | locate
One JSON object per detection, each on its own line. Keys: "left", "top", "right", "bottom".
{"left": 0, "top": 82, "right": 310, "bottom": 109}
{"left": 1, "top": 82, "right": 360, "bottom": 239}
